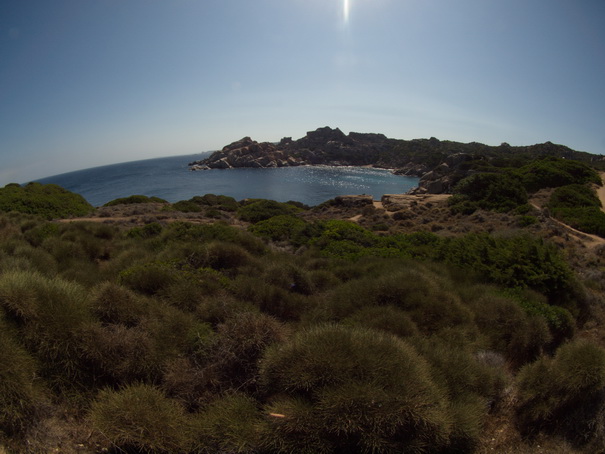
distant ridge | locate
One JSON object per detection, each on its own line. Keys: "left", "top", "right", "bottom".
{"left": 189, "top": 126, "right": 605, "bottom": 194}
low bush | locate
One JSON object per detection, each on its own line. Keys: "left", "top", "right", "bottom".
{"left": 435, "top": 233, "right": 575, "bottom": 304}
{"left": 0, "top": 182, "right": 93, "bottom": 219}
{"left": 189, "top": 194, "right": 239, "bottom": 211}
{"left": 237, "top": 199, "right": 302, "bottom": 223}
{"left": 248, "top": 214, "right": 314, "bottom": 246}
{"left": 326, "top": 266, "right": 473, "bottom": 334}
{"left": 192, "top": 393, "right": 264, "bottom": 453}
{"left": 0, "top": 270, "right": 92, "bottom": 387}
{"left": 81, "top": 323, "right": 158, "bottom": 385}
{"left": 548, "top": 184, "right": 605, "bottom": 237}
{"left": 469, "top": 294, "right": 551, "bottom": 366}
{"left": 204, "top": 240, "right": 254, "bottom": 271}
{"left": 126, "top": 221, "right": 163, "bottom": 238}
{"left": 162, "top": 221, "right": 266, "bottom": 255}
{"left": 516, "top": 340, "right": 605, "bottom": 444}
{"left": 172, "top": 200, "right": 203, "bottom": 212}
{"left": 231, "top": 275, "right": 309, "bottom": 320}
{"left": 0, "top": 320, "right": 42, "bottom": 437}
{"left": 449, "top": 172, "right": 528, "bottom": 214}
{"left": 119, "top": 261, "right": 181, "bottom": 295}
{"left": 260, "top": 324, "right": 453, "bottom": 453}
{"left": 103, "top": 194, "right": 167, "bottom": 206}
{"left": 515, "top": 157, "right": 601, "bottom": 193}
{"left": 89, "top": 383, "right": 193, "bottom": 452}
{"left": 343, "top": 305, "right": 419, "bottom": 338}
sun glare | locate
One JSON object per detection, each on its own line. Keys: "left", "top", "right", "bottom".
{"left": 343, "top": 0, "right": 350, "bottom": 23}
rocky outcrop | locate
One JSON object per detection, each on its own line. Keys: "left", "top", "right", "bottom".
{"left": 189, "top": 136, "right": 298, "bottom": 169}
{"left": 189, "top": 127, "right": 397, "bottom": 170}
{"left": 189, "top": 127, "right": 596, "bottom": 195}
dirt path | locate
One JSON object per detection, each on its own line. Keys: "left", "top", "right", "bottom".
{"left": 598, "top": 172, "right": 605, "bottom": 212}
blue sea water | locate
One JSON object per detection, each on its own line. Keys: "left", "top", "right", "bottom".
{"left": 36, "top": 154, "right": 419, "bottom": 207}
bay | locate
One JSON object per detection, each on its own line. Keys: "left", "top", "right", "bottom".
{"left": 36, "top": 153, "right": 419, "bottom": 207}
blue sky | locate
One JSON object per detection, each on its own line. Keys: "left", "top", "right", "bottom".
{"left": 1, "top": 0, "right": 604, "bottom": 185}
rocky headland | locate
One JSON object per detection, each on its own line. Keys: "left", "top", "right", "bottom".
{"left": 190, "top": 126, "right": 603, "bottom": 194}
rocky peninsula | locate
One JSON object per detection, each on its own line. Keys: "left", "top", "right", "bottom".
{"left": 190, "top": 126, "right": 602, "bottom": 194}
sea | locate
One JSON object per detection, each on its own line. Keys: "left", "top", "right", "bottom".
{"left": 36, "top": 153, "right": 419, "bottom": 207}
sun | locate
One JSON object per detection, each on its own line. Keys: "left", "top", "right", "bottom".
{"left": 343, "top": 0, "right": 350, "bottom": 23}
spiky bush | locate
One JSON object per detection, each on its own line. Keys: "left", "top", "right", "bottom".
{"left": 231, "top": 274, "right": 309, "bottom": 320}
{"left": 517, "top": 340, "right": 605, "bottom": 443}
{"left": 204, "top": 240, "right": 254, "bottom": 270}
{"left": 192, "top": 393, "right": 264, "bottom": 453}
{"left": 91, "top": 282, "right": 149, "bottom": 326}
{"left": 199, "top": 312, "right": 286, "bottom": 394}
{"left": 0, "top": 270, "right": 92, "bottom": 386}
{"left": 81, "top": 323, "right": 158, "bottom": 386}
{"left": 259, "top": 324, "right": 453, "bottom": 453}
{"left": 89, "top": 383, "right": 192, "bottom": 452}
{"left": 326, "top": 266, "right": 473, "bottom": 334}
{"left": 411, "top": 337, "right": 507, "bottom": 450}
{"left": 470, "top": 294, "right": 552, "bottom": 366}
{"left": 344, "top": 305, "right": 419, "bottom": 338}
{"left": 0, "top": 319, "right": 42, "bottom": 436}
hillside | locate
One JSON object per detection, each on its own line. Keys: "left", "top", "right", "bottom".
{"left": 1, "top": 163, "right": 605, "bottom": 452}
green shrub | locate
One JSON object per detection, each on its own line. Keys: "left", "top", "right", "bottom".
{"left": 547, "top": 184, "right": 605, "bottom": 237}
{"left": 517, "top": 340, "right": 605, "bottom": 443}
{"left": 552, "top": 207, "right": 605, "bottom": 237}
{"left": 515, "top": 157, "right": 601, "bottom": 193}
{"left": 204, "top": 241, "right": 253, "bottom": 271}
{"left": 2, "top": 242, "right": 58, "bottom": 276}
{"left": 81, "top": 323, "right": 158, "bottom": 385}
{"left": 260, "top": 259, "right": 317, "bottom": 295}
{"left": 0, "top": 320, "right": 42, "bottom": 436}
{"left": 231, "top": 275, "right": 308, "bottom": 320}
{"left": 192, "top": 393, "right": 264, "bottom": 453}
{"left": 22, "top": 221, "right": 60, "bottom": 246}
{"left": 248, "top": 214, "right": 313, "bottom": 246}
{"left": 344, "top": 305, "right": 419, "bottom": 338}
{"left": 548, "top": 183, "right": 601, "bottom": 209}
{"left": 326, "top": 266, "right": 473, "bottom": 334}
{"left": 162, "top": 221, "right": 266, "bottom": 255}
{"left": 103, "top": 194, "right": 167, "bottom": 206}
{"left": 237, "top": 199, "right": 302, "bottom": 223}
{"left": 518, "top": 215, "right": 538, "bottom": 227}
{"left": 436, "top": 233, "right": 575, "bottom": 303}
{"left": 89, "top": 383, "right": 192, "bottom": 452}
{"left": 470, "top": 294, "right": 551, "bottom": 366}
{"left": 449, "top": 172, "right": 528, "bottom": 213}
{"left": 172, "top": 200, "right": 203, "bottom": 212}
{"left": 260, "top": 324, "right": 453, "bottom": 453}
{"left": 0, "top": 271, "right": 92, "bottom": 387}
{"left": 189, "top": 194, "right": 239, "bottom": 211}
{"left": 0, "top": 182, "right": 93, "bottom": 219}
{"left": 126, "top": 221, "right": 163, "bottom": 238}
{"left": 119, "top": 261, "right": 180, "bottom": 295}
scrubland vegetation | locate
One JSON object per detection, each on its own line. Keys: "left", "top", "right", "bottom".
{"left": 1, "top": 161, "right": 605, "bottom": 453}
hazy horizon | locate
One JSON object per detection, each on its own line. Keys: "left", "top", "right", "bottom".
{"left": 2, "top": 0, "right": 604, "bottom": 185}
